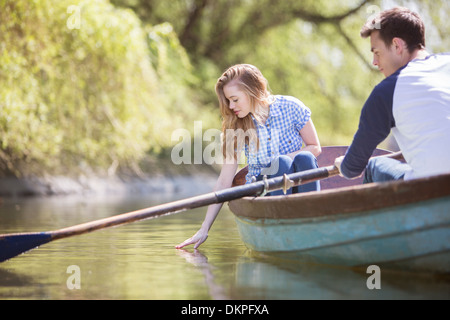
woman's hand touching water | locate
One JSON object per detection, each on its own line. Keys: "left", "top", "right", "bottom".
{"left": 175, "top": 227, "right": 209, "bottom": 249}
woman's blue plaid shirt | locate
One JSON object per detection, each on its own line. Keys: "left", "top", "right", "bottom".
{"left": 244, "top": 95, "right": 311, "bottom": 183}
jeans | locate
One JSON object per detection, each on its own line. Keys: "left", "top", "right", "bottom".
{"left": 363, "top": 157, "right": 411, "bottom": 183}
{"left": 257, "top": 151, "right": 320, "bottom": 196}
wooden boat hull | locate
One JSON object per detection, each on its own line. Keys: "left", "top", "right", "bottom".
{"left": 229, "top": 147, "right": 450, "bottom": 273}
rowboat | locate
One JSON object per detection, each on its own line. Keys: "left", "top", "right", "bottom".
{"left": 229, "top": 146, "right": 450, "bottom": 273}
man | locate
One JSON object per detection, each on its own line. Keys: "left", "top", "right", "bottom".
{"left": 335, "top": 7, "right": 450, "bottom": 182}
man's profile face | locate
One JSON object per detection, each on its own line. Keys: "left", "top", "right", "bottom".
{"left": 370, "top": 30, "right": 403, "bottom": 78}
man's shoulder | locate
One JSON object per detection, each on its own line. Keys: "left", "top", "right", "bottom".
{"left": 427, "top": 52, "right": 450, "bottom": 60}
{"left": 365, "top": 73, "right": 399, "bottom": 107}
{"left": 414, "top": 52, "right": 450, "bottom": 64}
{"left": 372, "top": 52, "right": 450, "bottom": 98}
{"left": 375, "top": 70, "right": 400, "bottom": 92}
{"left": 400, "top": 52, "right": 450, "bottom": 77}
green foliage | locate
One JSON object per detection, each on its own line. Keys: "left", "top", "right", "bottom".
{"left": 145, "top": 22, "right": 219, "bottom": 142}
{"left": 242, "top": 20, "right": 381, "bottom": 145}
{"left": 113, "top": 0, "right": 449, "bottom": 147}
{"left": 0, "top": 0, "right": 217, "bottom": 176}
{"left": 1, "top": 0, "right": 448, "bottom": 177}
{"left": 1, "top": 0, "right": 154, "bottom": 175}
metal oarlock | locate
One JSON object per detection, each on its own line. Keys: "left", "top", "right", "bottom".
{"left": 282, "top": 174, "right": 296, "bottom": 195}
{"left": 259, "top": 175, "right": 270, "bottom": 197}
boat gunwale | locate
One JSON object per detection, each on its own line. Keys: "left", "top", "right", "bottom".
{"left": 229, "top": 172, "right": 450, "bottom": 220}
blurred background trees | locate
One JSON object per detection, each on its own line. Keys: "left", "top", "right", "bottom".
{"left": 1, "top": 0, "right": 448, "bottom": 177}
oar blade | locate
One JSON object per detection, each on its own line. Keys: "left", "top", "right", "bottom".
{"left": 0, "top": 232, "right": 53, "bottom": 262}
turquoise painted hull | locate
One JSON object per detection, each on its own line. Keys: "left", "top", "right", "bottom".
{"left": 233, "top": 196, "right": 450, "bottom": 273}
{"left": 229, "top": 147, "right": 450, "bottom": 273}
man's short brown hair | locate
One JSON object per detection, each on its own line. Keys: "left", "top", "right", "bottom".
{"left": 360, "top": 7, "right": 425, "bottom": 53}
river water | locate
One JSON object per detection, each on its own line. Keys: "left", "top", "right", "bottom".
{"left": 0, "top": 192, "right": 449, "bottom": 301}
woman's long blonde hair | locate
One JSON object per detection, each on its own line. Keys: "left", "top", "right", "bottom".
{"left": 215, "top": 64, "right": 272, "bottom": 161}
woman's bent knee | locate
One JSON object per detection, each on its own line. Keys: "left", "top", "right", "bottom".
{"left": 293, "top": 151, "right": 318, "bottom": 170}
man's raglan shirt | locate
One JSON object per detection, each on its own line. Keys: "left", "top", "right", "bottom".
{"left": 341, "top": 53, "right": 450, "bottom": 180}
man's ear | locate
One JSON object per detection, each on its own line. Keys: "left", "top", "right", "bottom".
{"left": 392, "top": 37, "right": 406, "bottom": 54}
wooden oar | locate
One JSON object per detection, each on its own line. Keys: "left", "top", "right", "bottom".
{"left": 0, "top": 151, "right": 402, "bottom": 262}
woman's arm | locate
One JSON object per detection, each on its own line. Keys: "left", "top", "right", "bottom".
{"left": 287, "top": 119, "right": 322, "bottom": 158}
{"left": 175, "top": 160, "right": 238, "bottom": 249}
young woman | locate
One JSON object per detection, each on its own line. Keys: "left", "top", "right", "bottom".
{"left": 176, "top": 64, "right": 321, "bottom": 249}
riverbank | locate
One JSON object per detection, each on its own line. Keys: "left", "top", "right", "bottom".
{"left": 0, "top": 172, "right": 218, "bottom": 199}
{"left": 0, "top": 159, "right": 219, "bottom": 199}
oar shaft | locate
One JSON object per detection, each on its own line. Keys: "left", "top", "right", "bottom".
{"left": 3, "top": 152, "right": 402, "bottom": 240}
{"left": 4, "top": 166, "right": 332, "bottom": 243}
{"left": 217, "top": 150, "right": 402, "bottom": 201}
{"left": 52, "top": 176, "right": 284, "bottom": 239}
{"left": 0, "top": 150, "right": 402, "bottom": 262}
{"left": 50, "top": 192, "right": 219, "bottom": 240}
{"left": 216, "top": 165, "right": 338, "bottom": 201}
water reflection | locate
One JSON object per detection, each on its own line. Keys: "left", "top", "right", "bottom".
{"left": 234, "top": 253, "right": 450, "bottom": 299}
{"left": 0, "top": 268, "right": 33, "bottom": 287}
{"left": 176, "top": 249, "right": 229, "bottom": 300}
{"left": 1, "top": 194, "right": 449, "bottom": 300}
{"left": 179, "top": 248, "right": 450, "bottom": 300}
